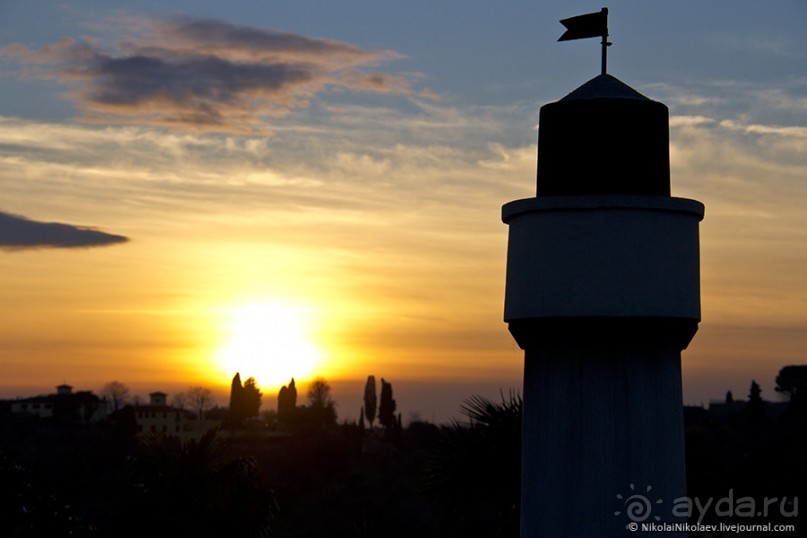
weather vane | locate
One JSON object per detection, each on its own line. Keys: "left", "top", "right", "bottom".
{"left": 558, "top": 7, "right": 611, "bottom": 76}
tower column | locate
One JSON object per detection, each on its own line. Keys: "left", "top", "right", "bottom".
{"left": 522, "top": 346, "right": 685, "bottom": 535}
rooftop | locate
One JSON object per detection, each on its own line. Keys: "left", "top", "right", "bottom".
{"left": 559, "top": 74, "right": 651, "bottom": 102}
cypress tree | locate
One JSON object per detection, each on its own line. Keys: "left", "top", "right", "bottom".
{"left": 229, "top": 373, "right": 245, "bottom": 424}
{"left": 364, "top": 375, "right": 377, "bottom": 428}
{"left": 379, "top": 378, "right": 396, "bottom": 428}
{"left": 278, "top": 378, "right": 297, "bottom": 425}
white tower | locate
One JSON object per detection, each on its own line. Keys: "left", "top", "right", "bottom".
{"left": 502, "top": 74, "right": 704, "bottom": 537}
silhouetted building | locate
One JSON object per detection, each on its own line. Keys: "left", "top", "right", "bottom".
{"left": 10, "top": 396, "right": 55, "bottom": 419}
{"left": 9, "top": 384, "right": 105, "bottom": 422}
{"left": 131, "top": 391, "right": 194, "bottom": 436}
{"left": 502, "top": 73, "right": 704, "bottom": 537}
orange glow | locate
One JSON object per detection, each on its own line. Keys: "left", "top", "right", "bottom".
{"left": 214, "top": 300, "right": 324, "bottom": 391}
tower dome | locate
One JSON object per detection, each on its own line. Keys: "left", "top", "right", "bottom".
{"left": 536, "top": 74, "right": 670, "bottom": 196}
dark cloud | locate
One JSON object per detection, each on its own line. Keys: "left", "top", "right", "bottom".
{"left": 0, "top": 211, "right": 129, "bottom": 250}
{"left": 3, "top": 17, "right": 422, "bottom": 133}
{"left": 150, "top": 17, "right": 390, "bottom": 68}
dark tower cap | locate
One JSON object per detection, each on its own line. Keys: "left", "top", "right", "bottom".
{"left": 536, "top": 74, "right": 671, "bottom": 196}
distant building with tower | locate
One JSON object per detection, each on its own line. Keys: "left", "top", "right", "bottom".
{"left": 129, "top": 391, "right": 194, "bottom": 436}
{"left": 9, "top": 384, "right": 106, "bottom": 423}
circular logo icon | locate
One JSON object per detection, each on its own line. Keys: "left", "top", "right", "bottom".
{"left": 614, "top": 483, "right": 663, "bottom": 523}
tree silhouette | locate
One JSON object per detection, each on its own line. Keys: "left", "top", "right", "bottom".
{"left": 775, "top": 365, "right": 807, "bottom": 403}
{"left": 747, "top": 380, "right": 765, "bottom": 421}
{"left": 228, "top": 373, "right": 245, "bottom": 425}
{"left": 378, "top": 378, "right": 396, "bottom": 429}
{"left": 101, "top": 380, "right": 130, "bottom": 412}
{"left": 242, "top": 377, "right": 262, "bottom": 419}
{"left": 277, "top": 378, "right": 297, "bottom": 425}
{"left": 171, "top": 391, "right": 187, "bottom": 410}
{"left": 305, "top": 377, "right": 337, "bottom": 428}
{"left": 186, "top": 386, "right": 215, "bottom": 420}
{"left": 120, "top": 429, "right": 277, "bottom": 537}
{"left": 425, "top": 391, "right": 522, "bottom": 537}
{"left": 749, "top": 380, "right": 761, "bottom": 399}
{"left": 364, "top": 375, "right": 377, "bottom": 429}
{"left": 307, "top": 378, "right": 334, "bottom": 408}
{"left": 288, "top": 378, "right": 297, "bottom": 407}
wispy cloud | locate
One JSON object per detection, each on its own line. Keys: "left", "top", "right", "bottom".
{"left": 718, "top": 119, "right": 807, "bottom": 139}
{"left": 3, "top": 16, "right": 426, "bottom": 133}
{"left": 647, "top": 78, "right": 807, "bottom": 129}
{"left": 0, "top": 210, "right": 128, "bottom": 250}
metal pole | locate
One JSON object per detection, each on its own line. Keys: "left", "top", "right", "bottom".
{"left": 601, "top": 37, "right": 607, "bottom": 75}
{"left": 601, "top": 7, "right": 609, "bottom": 75}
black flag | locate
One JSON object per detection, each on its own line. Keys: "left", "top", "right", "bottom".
{"left": 558, "top": 8, "right": 608, "bottom": 41}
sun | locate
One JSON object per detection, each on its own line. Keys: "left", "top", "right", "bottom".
{"left": 215, "top": 301, "right": 322, "bottom": 390}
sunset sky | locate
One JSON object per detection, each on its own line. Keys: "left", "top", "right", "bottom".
{"left": 1, "top": 1, "right": 806, "bottom": 422}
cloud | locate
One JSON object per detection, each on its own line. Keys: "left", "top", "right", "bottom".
{"left": 718, "top": 119, "right": 807, "bottom": 139}
{"left": 0, "top": 210, "right": 128, "bottom": 250}
{"left": 2, "top": 16, "right": 424, "bottom": 133}
{"left": 646, "top": 78, "right": 807, "bottom": 131}
{"left": 669, "top": 115, "right": 715, "bottom": 128}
